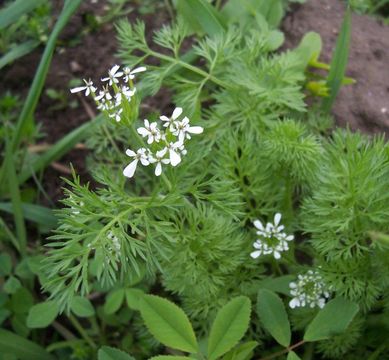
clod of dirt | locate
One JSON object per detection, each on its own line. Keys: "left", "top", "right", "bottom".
{"left": 283, "top": 0, "right": 389, "bottom": 135}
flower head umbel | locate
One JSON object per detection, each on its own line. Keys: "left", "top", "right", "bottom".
{"left": 250, "top": 213, "right": 294, "bottom": 260}
{"left": 69, "top": 64, "right": 144, "bottom": 123}
{"left": 289, "top": 270, "right": 331, "bottom": 309}
{"left": 101, "top": 64, "right": 124, "bottom": 85}
{"left": 123, "top": 107, "right": 203, "bottom": 178}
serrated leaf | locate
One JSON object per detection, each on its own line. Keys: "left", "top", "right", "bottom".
{"left": 125, "top": 288, "right": 144, "bottom": 310}
{"left": 176, "top": 0, "right": 225, "bottom": 36}
{"left": 26, "top": 301, "right": 59, "bottom": 328}
{"left": 222, "top": 341, "right": 258, "bottom": 360}
{"left": 0, "top": 328, "right": 54, "bottom": 359}
{"left": 70, "top": 296, "right": 95, "bottom": 317}
{"left": 257, "top": 289, "right": 291, "bottom": 347}
{"left": 304, "top": 297, "right": 359, "bottom": 342}
{"left": 97, "top": 346, "right": 135, "bottom": 360}
{"left": 139, "top": 294, "right": 198, "bottom": 353}
{"left": 104, "top": 289, "right": 125, "bottom": 315}
{"left": 207, "top": 296, "right": 251, "bottom": 360}
{"left": 287, "top": 351, "right": 302, "bottom": 360}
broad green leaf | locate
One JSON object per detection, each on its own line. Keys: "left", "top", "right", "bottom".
{"left": 0, "top": 202, "right": 57, "bottom": 233}
{"left": 70, "top": 296, "right": 95, "bottom": 317}
{"left": 176, "top": 0, "right": 225, "bottom": 36}
{"left": 0, "top": 40, "right": 39, "bottom": 69}
{"left": 125, "top": 288, "right": 144, "bottom": 310}
{"left": 258, "top": 275, "right": 295, "bottom": 296}
{"left": 3, "top": 276, "right": 21, "bottom": 294}
{"left": 257, "top": 0, "right": 284, "bottom": 28}
{"left": 304, "top": 297, "right": 359, "bottom": 342}
{"left": 257, "top": 289, "right": 291, "bottom": 347}
{"left": 207, "top": 296, "right": 251, "bottom": 360}
{"left": 0, "top": 308, "right": 11, "bottom": 325}
{"left": 26, "top": 301, "right": 59, "bottom": 328}
{"left": 98, "top": 346, "right": 135, "bottom": 360}
{"left": 0, "top": 328, "right": 54, "bottom": 359}
{"left": 222, "top": 341, "right": 258, "bottom": 360}
{"left": 294, "top": 32, "right": 322, "bottom": 68}
{"left": 322, "top": 7, "right": 351, "bottom": 112}
{"left": 104, "top": 289, "right": 125, "bottom": 315}
{"left": 287, "top": 351, "right": 302, "bottom": 360}
{"left": 0, "top": 0, "right": 46, "bottom": 30}
{"left": 0, "top": 253, "right": 12, "bottom": 276}
{"left": 139, "top": 294, "right": 198, "bottom": 353}
{"left": 11, "top": 287, "right": 34, "bottom": 314}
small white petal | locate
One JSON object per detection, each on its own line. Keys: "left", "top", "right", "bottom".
{"left": 253, "top": 220, "right": 264, "bottom": 231}
{"left": 123, "top": 159, "right": 138, "bottom": 178}
{"left": 188, "top": 126, "right": 203, "bottom": 134}
{"left": 131, "top": 66, "right": 147, "bottom": 74}
{"left": 70, "top": 86, "right": 87, "bottom": 94}
{"left": 169, "top": 150, "right": 181, "bottom": 166}
{"left": 289, "top": 298, "right": 299, "bottom": 309}
{"left": 273, "top": 251, "right": 281, "bottom": 259}
{"left": 155, "top": 162, "right": 162, "bottom": 176}
{"left": 137, "top": 128, "right": 149, "bottom": 137}
{"left": 125, "top": 149, "right": 136, "bottom": 157}
{"left": 250, "top": 250, "right": 261, "bottom": 259}
{"left": 172, "top": 107, "right": 183, "bottom": 120}
{"left": 274, "top": 213, "right": 282, "bottom": 226}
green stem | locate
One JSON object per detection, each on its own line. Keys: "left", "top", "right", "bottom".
{"left": 259, "top": 340, "right": 305, "bottom": 360}
{"left": 150, "top": 50, "right": 230, "bottom": 89}
{"left": 68, "top": 314, "right": 97, "bottom": 349}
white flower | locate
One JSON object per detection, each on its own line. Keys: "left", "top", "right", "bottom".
{"left": 95, "top": 86, "right": 112, "bottom": 101}
{"left": 160, "top": 107, "right": 183, "bottom": 130}
{"left": 121, "top": 86, "right": 136, "bottom": 101}
{"left": 123, "top": 66, "right": 147, "bottom": 82}
{"left": 70, "top": 79, "right": 96, "bottom": 96}
{"left": 109, "top": 108, "right": 123, "bottom": 122}
{"left": 166, "top": 141, "right": 182, "bottom": 166}
{"left": 149, "top": 148, "right": 170, "bottom": 176}
{"left": 250, "top": 213, "right": 294, "bottom": 260}
{"left": 172, "top": 116, "right": 203, "bottom": 142}
{"left": 123, "top": 148, "right": 149, "bottom": 178}
{"left": 137, "top": 119, "right": 162, "bottom": 144}
{"left": 101, "top": 64, "right": 124, "bottom": 86}
{"left": 289, "top": 270, "right": 331, "bottom": 309}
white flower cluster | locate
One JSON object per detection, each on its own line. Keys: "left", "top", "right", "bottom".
{"left": 289, "top": 270, "right": 331, "bottom": 309}
{"left": 70, "top": 64, "right": 146, "bottom": 122}
{"left": 250, "top": 213, "right": 294, "bottom": 260}
{"left": 123, "top": 107, "right": 203, "bottom": 178}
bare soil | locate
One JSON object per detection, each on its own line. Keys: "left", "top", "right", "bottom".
{"left": 283, "top": 0, "right": 389, "bottom": 134}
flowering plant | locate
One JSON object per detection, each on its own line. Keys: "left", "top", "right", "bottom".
{"left": 35, "top": 2, "right": 389, "bottom": 359}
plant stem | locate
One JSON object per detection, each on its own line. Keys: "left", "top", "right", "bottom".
{"left": 68, "top": 314, "right": 97, "bottom": 349}
{"left": 258, "top": 340, "right": 305, "bottom": 360}
{"left": 150, "top": 50, "right": 230, "bottom": 89}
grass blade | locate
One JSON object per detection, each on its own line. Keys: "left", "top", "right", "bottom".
{"left": 9, "top": 0, "right": 82, "bottom": 153}
{"left": 322, "top": 7, "right": 351, "bottom": 112}
{"left": 0, "top": 40, "right": 40, "bottom": 69}
{"left": 18, "top": 115, "right": 103, "bottom": 185}
{"left": 0, "top": 202, "right": 57, "bottom": 233}
{"left": 0, "top": 0, "right": 46, "bottom": 30}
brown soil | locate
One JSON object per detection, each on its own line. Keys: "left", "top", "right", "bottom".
{"left": 282, "top": 0, "right": 389, "bottom": 134}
